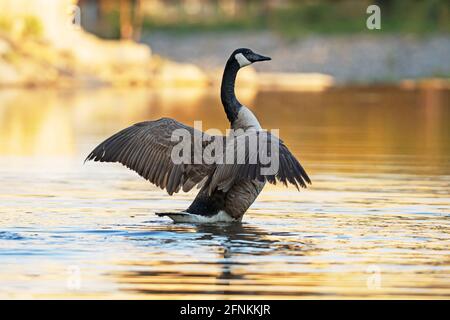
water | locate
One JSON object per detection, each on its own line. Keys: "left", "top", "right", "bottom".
{"left": 0, "top": 86, "right": 449, "bottom": 299}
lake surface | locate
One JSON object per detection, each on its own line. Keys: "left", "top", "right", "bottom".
{"left": 0, "top": 86, "right": 449, "bottom": 299}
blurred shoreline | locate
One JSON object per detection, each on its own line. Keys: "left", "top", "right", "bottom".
{"left": 0, "top": 0, "right": 448, "bottom": 90}
{"left": 144, "top": 31, "right": 450, "bottom": 84}
{"left": 1, "top": 29, "right": 448, "bottom": 90}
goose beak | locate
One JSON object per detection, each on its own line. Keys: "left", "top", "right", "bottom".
{"left": 251, "top": 53, "right": 271, "bottom": 63}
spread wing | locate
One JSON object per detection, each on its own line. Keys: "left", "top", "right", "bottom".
{"left": 85, "top": 117, "right": 218, "bottom": 195}
{"left": 86, "top": 119, "right": 311, "bottom": 196}
{"left": 206, "top": 131, "right": 311, "bottom": 194}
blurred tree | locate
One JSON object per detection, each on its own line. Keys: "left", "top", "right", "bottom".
{"left": 78, "top": 0, "right": 449, "bottom": 38}
{"left": 119, "top": 0, "right": 143, "bottom": 40}
{"left": 119, "top": 0, "right": 132, "bottom": 39}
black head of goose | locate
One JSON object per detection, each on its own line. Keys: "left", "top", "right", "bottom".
{"left": 85, "top": 48, "right": 311, "bottom": 224}
{"left": 220, "top": 48, "right": 270, "bottom": 128}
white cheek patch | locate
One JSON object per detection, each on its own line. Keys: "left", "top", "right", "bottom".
{"left": 235, "top": 53, "right": 251, "bottom": 67}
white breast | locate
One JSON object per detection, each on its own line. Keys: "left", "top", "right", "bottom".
{"left": 232, "top": 106, "right": 262, "bottom": 130}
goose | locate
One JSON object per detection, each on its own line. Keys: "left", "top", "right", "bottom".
{"left": 85, "top": 48, "right": 311, "bottom": 223}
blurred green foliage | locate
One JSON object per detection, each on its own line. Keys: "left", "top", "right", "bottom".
{"left": 82, "top": 0, "right": 449, "bottom": 39}
{"left": 22, "top": 16, "right": 43, "bottom": 38}
{"left": 0, "top": 17, "right": 13, "bottom": 33}
{"left": 0, "top": 15, "right": 43, "bottom": 39}
{"left": 141, "top": 0, "right": 449, "bottom": 37}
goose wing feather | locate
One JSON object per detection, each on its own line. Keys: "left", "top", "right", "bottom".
{"left": 207, "top": 131, "right": 311, "bottom": 194}
{"left": 85, "top": 117, "right": 217, "bottom": 195}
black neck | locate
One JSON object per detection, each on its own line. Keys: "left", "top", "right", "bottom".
{"left": 221, "top": 59, "right": 242, "bottom": 123}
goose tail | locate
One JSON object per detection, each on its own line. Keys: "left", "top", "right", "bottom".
{"left": 155, "top": 211, "right": 239, "bottom": 224}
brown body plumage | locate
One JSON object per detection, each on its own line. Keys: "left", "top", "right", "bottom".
{"left": 85, "top": 48, "right": 311, "bottom": 223}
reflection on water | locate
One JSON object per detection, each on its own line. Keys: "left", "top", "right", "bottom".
{"left": 0, "top": 86, "right": 449, "bottom": 299}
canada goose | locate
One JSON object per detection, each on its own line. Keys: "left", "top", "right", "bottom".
{"left": 85, "top": 48, "right": 311, "bottom": 223}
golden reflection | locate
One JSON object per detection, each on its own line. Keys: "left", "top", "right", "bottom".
{"left": 103, "top": 215, "right": 450, "bottom": 299}
{"left": 0, "top": 87, "right": 448, "bottom": 171}
{"left": 0, "top": 86, "right": 449, "bottom": 299}
{"left": 0, "top": 86, "right": 260, "bottom": 156}
{"left": 0, "top": 90, "right": 74, "bottom": 155}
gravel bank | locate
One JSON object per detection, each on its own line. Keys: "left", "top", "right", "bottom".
{"left": 143, "top": 31, "right": 450, "bottom": 83}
